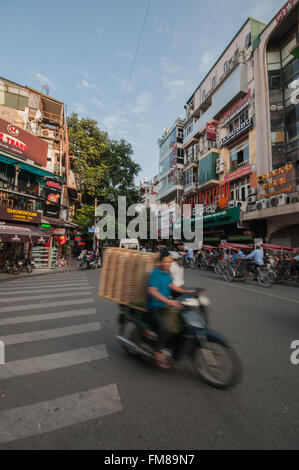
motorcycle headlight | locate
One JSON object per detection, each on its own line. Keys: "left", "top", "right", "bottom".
{"left": 198, "top": 294, "right": 211, "bottom": 307}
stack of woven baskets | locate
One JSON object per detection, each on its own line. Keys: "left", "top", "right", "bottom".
{"left": 98, "top": 248, "right": 159, "bottom": 309}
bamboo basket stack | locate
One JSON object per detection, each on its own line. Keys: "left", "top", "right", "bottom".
{"left": 98, "top": 248, "right": 159, "bottom": 310}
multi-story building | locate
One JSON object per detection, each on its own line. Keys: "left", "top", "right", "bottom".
{"left": 182, "top": 18, "right": 266, "bottom": 245}
{"left": 157, "top": 119, "right": 185, "bottom": 240}
{"left": 242, "top": 0, "right": 299, "bottom": 246}
{"left": 140, "top": 175, "right": 159, "bottom": 209}
{"left": 0, "top": 76, "right": 80, "bottom": 267}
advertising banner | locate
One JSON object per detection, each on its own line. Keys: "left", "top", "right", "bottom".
{"left": 44, "top": 180, "right": 62, "bottom": 218}
{"left": 0, "top": 117, "right": 48, "bottom": 167}
{"left": 0, "top": 207, "right": 41, "bottom": 224}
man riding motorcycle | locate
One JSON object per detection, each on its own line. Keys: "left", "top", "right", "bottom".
{"left": 146, "top": 252, "right": 196, "bottom": 369}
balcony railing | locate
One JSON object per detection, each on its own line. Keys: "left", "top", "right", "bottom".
{"left": 0, "top": 178, "right": 45, "bottom": 212}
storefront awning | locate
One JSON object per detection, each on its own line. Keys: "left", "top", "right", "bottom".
{"left": 0, "top": 225, "right": 31, "bottom": 242}
{"left": 0, "top": 224, "right": 50, "bottom": 243}
{"left": 0, "top": 153, "right": 62, "bottom": 179}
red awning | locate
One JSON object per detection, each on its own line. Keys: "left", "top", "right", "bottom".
{"left": 202, "top": 245, "right": 215, "bottom": 250}
{"left": 0, "top": 224, "right": 50, "bottom": 243}
{"left": 0, "top": 225, "right": 31, "bottom": 242}
{"left": 261, "top": 243, "right": 296, "bottom": 253}
{"left": 222, "top": 242, "right": 253, "bottom": 251}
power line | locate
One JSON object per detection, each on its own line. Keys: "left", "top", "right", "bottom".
{"left": 116, "top": 0, "right": 152, "bottom": 136}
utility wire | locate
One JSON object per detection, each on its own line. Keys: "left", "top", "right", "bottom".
{"left": 116, "top": 0, "right": 152, "bottom": 136}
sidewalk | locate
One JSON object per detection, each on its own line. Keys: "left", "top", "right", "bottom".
{"left": 0, "top": 259, "right": 79, "bottom": 283}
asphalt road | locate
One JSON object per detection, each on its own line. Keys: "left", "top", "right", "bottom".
{"left": 0, "top": 266, "right": 299, "bottom": 450}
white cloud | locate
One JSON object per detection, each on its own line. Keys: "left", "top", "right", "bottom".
{"left": 101, "top": 111, "right": 129, "bottom": 134}
{"left": 160, "top": 58, "right": 192, "bottom": 103}
{"left": 73, "top": 102, "right": 87, "bottom": 115}
{"left": 110, "top": 73, "right": 135, "bottom": 93}
{"left": 118, "top": 51, "right": 134, "bottom": 60}
{"left": 130, "top": 92, "right": 153, "bottom": 115}
{"left": 35, "top": 73, "right": 54, "bottom": 91}
{"left": 198, "top": 50, "right": 218, "bottom": 75}
{"left": 90, "top": 27, "right": 105, "bottom": 40}
{"left": 92, "top": 97, "right": 105, "bottom": 111}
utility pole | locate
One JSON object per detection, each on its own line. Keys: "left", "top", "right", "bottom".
{"left": 93, "top": 197, "right": 97, "bottom": 253}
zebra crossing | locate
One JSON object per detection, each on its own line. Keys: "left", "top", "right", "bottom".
{"left": 0, "top": 272, "right": 122, "bottom": 446}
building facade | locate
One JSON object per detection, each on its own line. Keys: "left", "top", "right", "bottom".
{"left": 242, "top": 0, "right": 299, "bottom": 247}
{"left": 182, "top": 18, "right": 265, "bottom": 245}
{"left": 0, "top": 76, "right": 81, "bottom": 267}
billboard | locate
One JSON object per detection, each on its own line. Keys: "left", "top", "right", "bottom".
{"left": 0, "top": 117, "right": 48, "bottom": 167}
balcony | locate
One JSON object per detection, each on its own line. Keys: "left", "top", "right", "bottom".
{"left": 0, "top": 178, "right": 45, "bottom": 212}
{"left": 184, "top": 64, "right": 247, "bottom": 146}
{"left": 184, "top": 182, "right": 197, "bottom": 195}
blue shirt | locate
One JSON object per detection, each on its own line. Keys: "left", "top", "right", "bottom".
{"left": 244, "top": 249, "right": 264, "bottom": 265}
{"left": 147, "top": 268, "right": 172, "bottom": 311}
{"left": 187, "top": 249, "right": 194, "bottom": 259}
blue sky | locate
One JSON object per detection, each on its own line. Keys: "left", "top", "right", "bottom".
{"left": 2, "top": 0, "right": 284, "bottom": 183}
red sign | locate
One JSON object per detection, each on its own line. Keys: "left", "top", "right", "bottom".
{"left": 46, "top": 181, "right": 62, "bottom": 190}
{"left": 206, "top": 123, "right": 217, "bottom": 141}
{"left": 225, "top": 164, "right": 251, "bottom": 183}
{"left": 0, "top": 117, "right": 48, "bottom": 167}
{"left": 219, "top": 89, "right": 251, "bottom": 126}
{"left": 276, "top": 0, "right": 298, "bottom": 23}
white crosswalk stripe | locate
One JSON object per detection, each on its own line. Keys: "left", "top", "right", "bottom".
{"left": 0, "top": 384, "right": 122, "bottom": 444}
{"left": 0, "top": 344, "right": 108, "bottom": 379}
{"left": 0, "top": 271, "right": 122, "bottom": 445}
{"left": 0, "top": 298, "right": 95, "bottom": 313}
{"left": 0, "top": 289, "right": 93, "bottom": 303}
{"left": 1, "top": 322, "right": 101, "bottom": 345}
{"left": 0, "top": 308, "right": 96, "bottom": 326}
{"left": 0, "top": 286, "right": 93, "bottom": 296}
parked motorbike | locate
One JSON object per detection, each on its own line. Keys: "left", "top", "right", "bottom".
{"left": 18, "top": 257, "right": 35, "bottom": 274}
{"left": 117, "top": 290, "right": 242, "bottom": 389}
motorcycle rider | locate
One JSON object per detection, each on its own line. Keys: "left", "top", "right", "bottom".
{"left": 244, "top": 245, "right": 264, "bottom": 279}
{"left": 147, "top": 252, "right": 196, "bottom": 369}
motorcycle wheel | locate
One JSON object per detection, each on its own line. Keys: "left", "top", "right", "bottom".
{"left": 257, "top": 269, "right": 275, "bottom": 288}
{"left": 26, "top": 266, "right": 34, "bottom": 274}
{"left": 215, "top": 262, "right": 222, "bottom": 275}
{"left": 189, "top": 259, "right": 196, "bottom": 269}
{"left": 119, "top": 322, "right": 140, "bottom": 356}
{"left": 200, "top": 260, "right": 209, "bottom": 271}
{"left": 276, "top": 270, "right": 290, "bottom": 285}
{"left": 193, "top": 340, "right": 241, "bottom": 389}
{"left": 223, "top": 265, "right": 235, "bottom": 282}
{"left": 12, "top": 265, "right": 20, "bottom": 275}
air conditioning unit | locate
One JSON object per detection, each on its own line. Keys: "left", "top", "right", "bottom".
{"left": 290, "top": 195, "right": 299, "bottom": 204}
{"left": 236, "top": 201, "right": 247, "bottom": 212}
{"left": 42, "top": 129, "right": 55, "bottom": 138}
{"left": 216, "top": 158, "right": 224, "bottom": 166}
{"left": 246, "top": 204, "right": 256, "bottom": 212}
{"left": 229, "top": 200, "right": 246, "bottom": 211}
{"left": 216, "top": 164, "right": 225, "bottom": 174}
{"left": 270, "top": 194, "right": 287, "bottom": 207}
{"left": 247, "top": 195, "right": 257, "bottom": 204}
{"left": 256, "top": 199, "right": 270, "bottom": 211}
{"left": 248, "top": 188, "right": 257, "bottom": 196}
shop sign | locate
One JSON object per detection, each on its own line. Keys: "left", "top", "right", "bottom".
{"left": 0, "top": 207, "right": 41, "bottom": 224}
{"left": 184, "top": 207, "right": 241, "bottom": 229}
{"left": 225, "top": 164, "right": 252, "bottom": 183}
{"left": 222, "top": 118, "right": 253, "bottom": 147}
{"left": 276, "top": 0, "right": 298, "bottom": 24}
{"left": 0, "top": 117, "right": 48, "bottom": 167}
{"left": 206, "top": 123, "right": 217, "bottom": 141}
{"left": 192, "top": 203, "right": 216, "bottom": 216}
{"left": 219, "top": 90, "right": 251, "bottom": 126}
{"left": 53, "top": 228, "right": 65, "bottom": 236}
{"left": 44, "top": 180, "right": 62, "bottom": 218}
{"left": 258, "top": 163, "right": 296, "bottom": 199}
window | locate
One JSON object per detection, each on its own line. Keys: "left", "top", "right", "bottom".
{"left": 245, "top": 33, "right": 251, "bottom": 49}
{"left": 202, "top": 90, "right": 206, "bottom": 101}
{"left": 224, "top": 61, "right": 229, "bottom": 73}
{"left": 212, "top": 76, "right": 217, "bottom": 87}
{"left": 230, "top": 142, "right": 249, "bottom": 169}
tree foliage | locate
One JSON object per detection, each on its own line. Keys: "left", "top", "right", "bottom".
{"left": 67, "top": 113, "right": 142, "bottom": 238}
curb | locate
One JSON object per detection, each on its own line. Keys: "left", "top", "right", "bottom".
{"left": 0, "top": 268, "right": 77, "bottom": 283}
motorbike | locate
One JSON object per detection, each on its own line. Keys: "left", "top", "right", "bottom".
{"left": 18, "top": 257, "right": 35, "bottom": 274}
{"left": 1, "top": 258, "right": 21, "bottom": 275}
{"left": 116, "top": 290, "right": 242, "bottom": 389}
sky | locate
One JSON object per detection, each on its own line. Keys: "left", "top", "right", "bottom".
{"left": 2, "top": 0, "right": 285, "bottom": 184}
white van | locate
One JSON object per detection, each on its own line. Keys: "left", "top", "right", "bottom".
{"left": 119, "top": 239, "right": 139, "bottom": 250}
